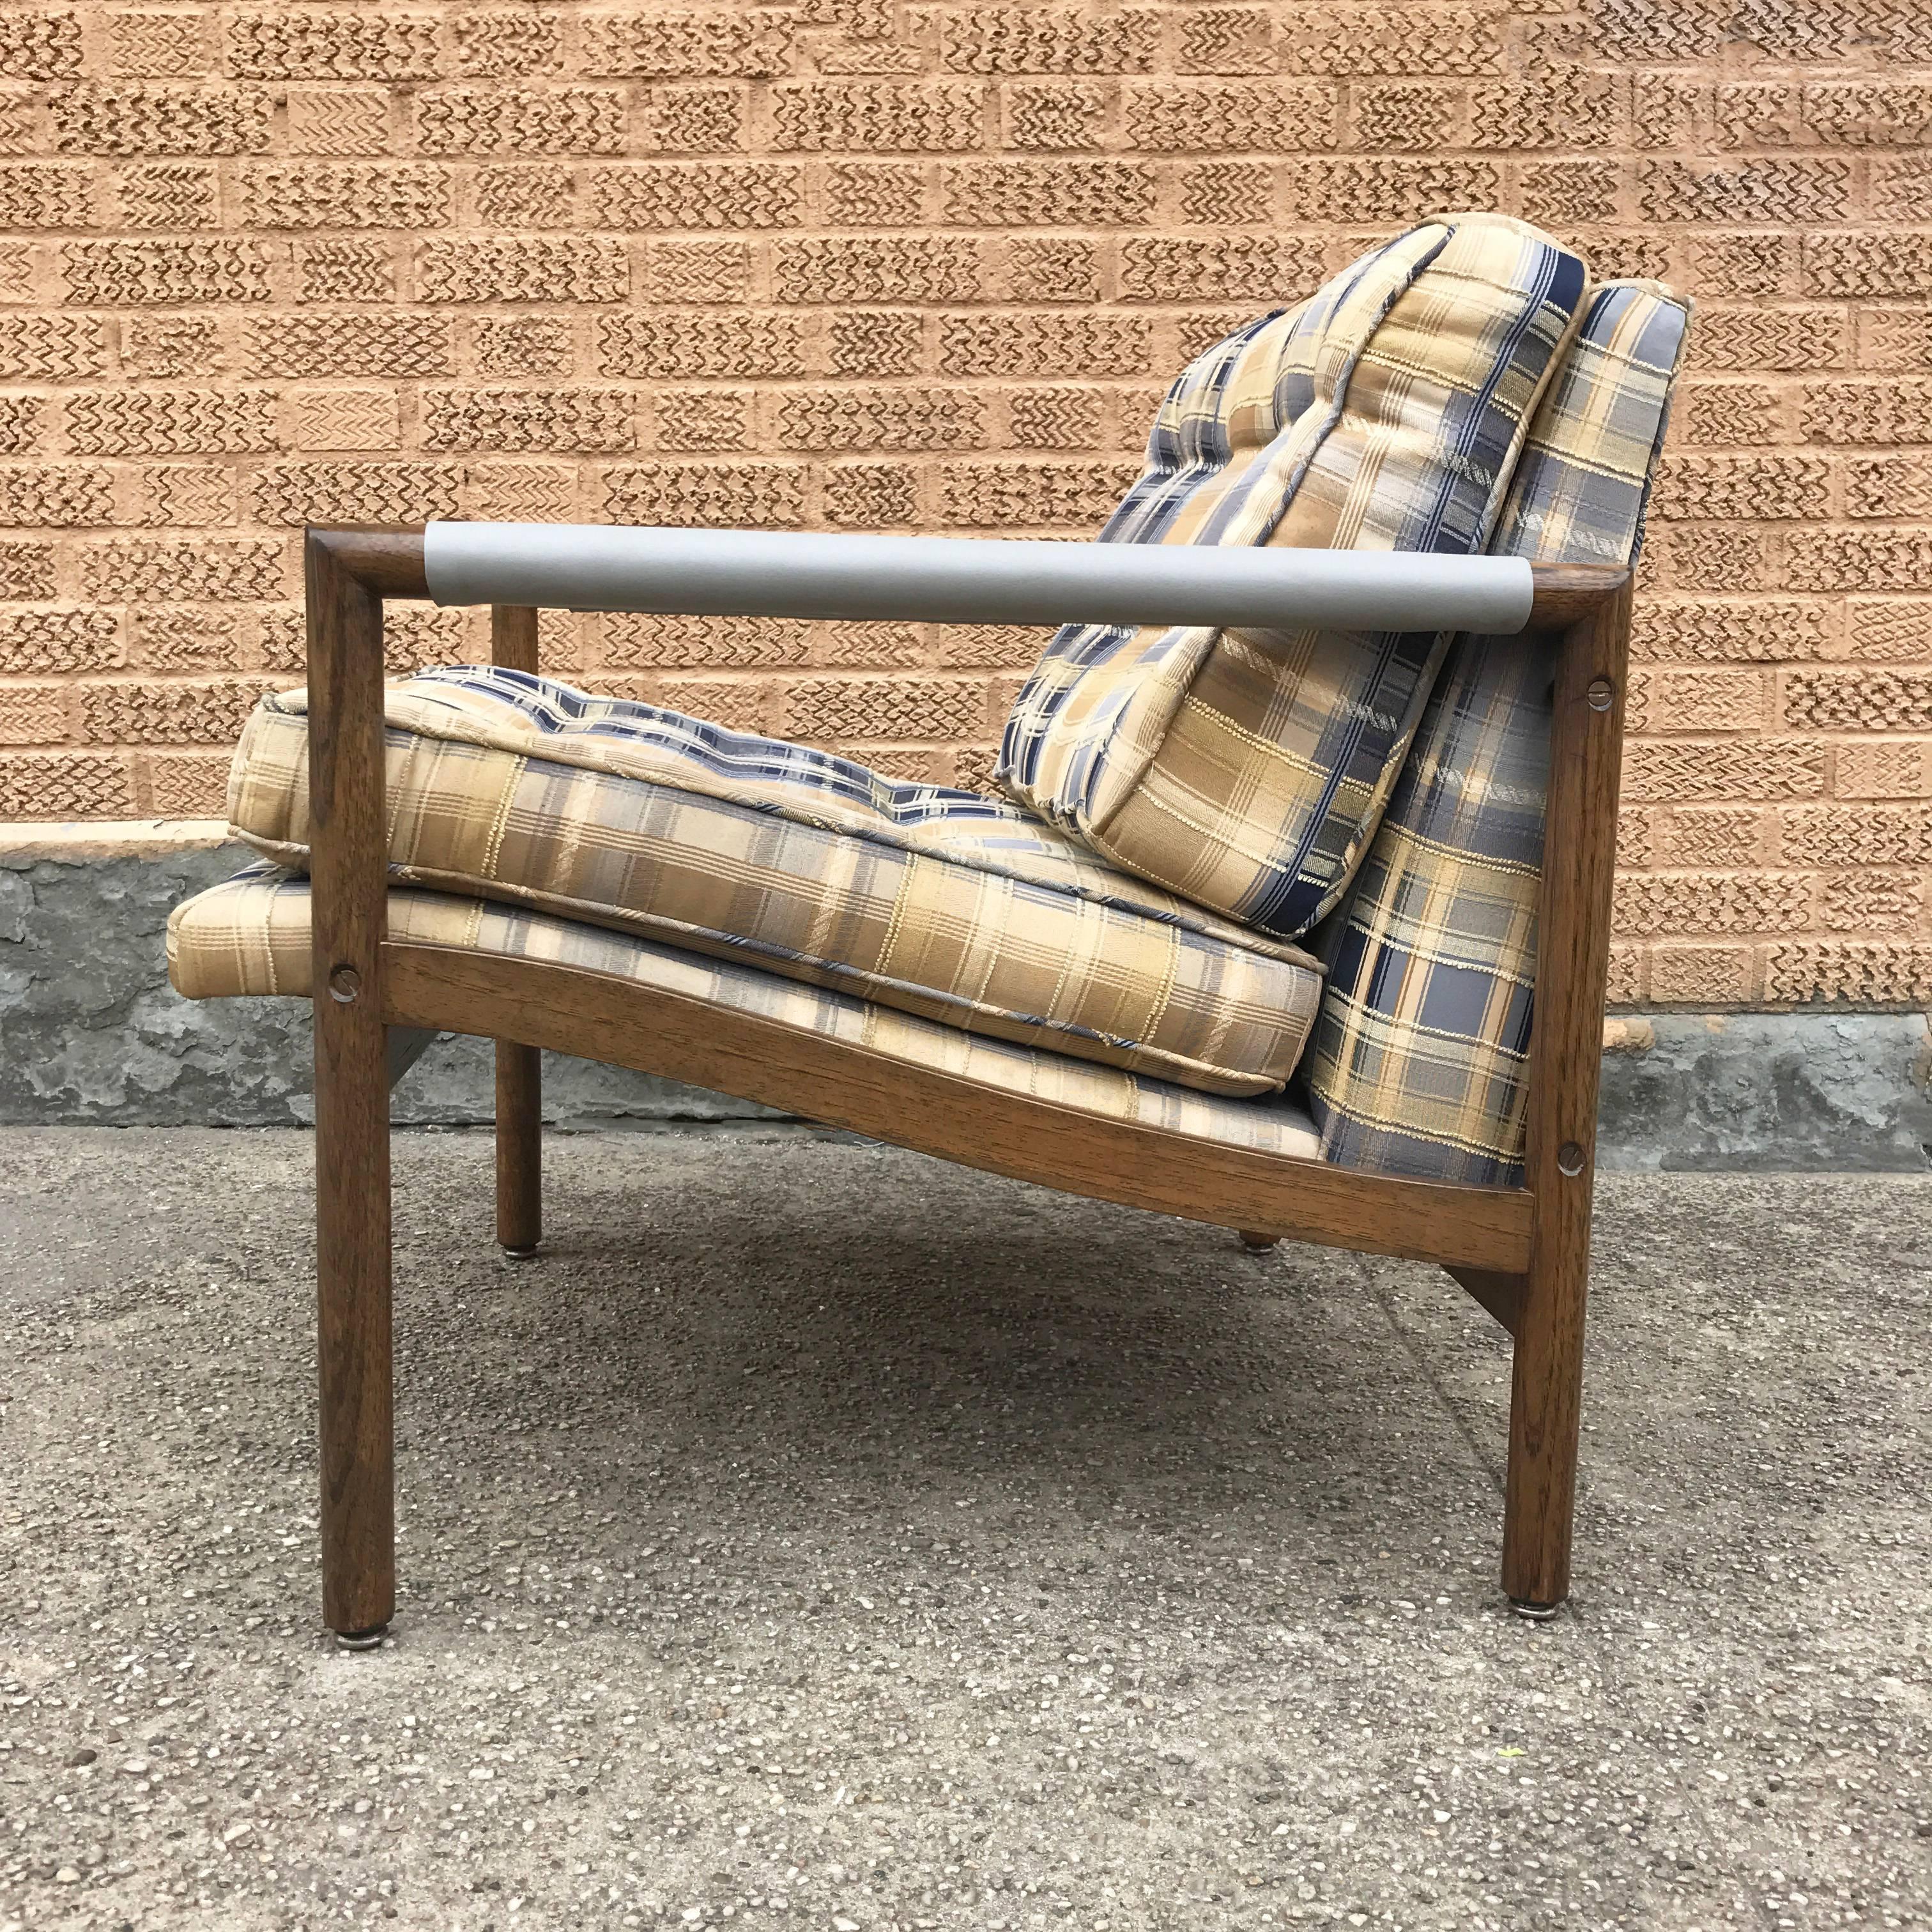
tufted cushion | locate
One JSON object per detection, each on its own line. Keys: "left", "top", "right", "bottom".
{"left": 169, "top": 863, "right": 1326, "bottom": 1160}
{"left": 224, "top": 669, "right": 1323, "bottom": 1097}
{"left": 999, "top": 212, "right": 1591, "bottom": 940}
{"left": 1304, "top": 280, "right": 1692, "bottom": 1184}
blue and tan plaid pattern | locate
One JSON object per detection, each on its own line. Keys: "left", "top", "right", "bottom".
{"left": 999, "top": 213, "right": 1591, "bottom": 940}
{"left": 167, "top": 864, "right": 1325, "bottom": 1160}
{"left": 1305, "top": 280, "right": 1692, "bottom": 1184}
{"left": 226, "top": 667, "right": 1324, "bottom": 1096}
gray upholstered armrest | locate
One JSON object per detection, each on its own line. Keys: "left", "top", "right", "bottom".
{"left": 423, "top": 521, "right": 1534, "bottom": 636}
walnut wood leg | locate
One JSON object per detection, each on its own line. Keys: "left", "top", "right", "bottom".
{"left": 1238, "top": 1230, "right": 1278, "bottom": 1251}
{"left": 1500, "top": 581, "right": 1631, "bottom": 1619}
{"left": 496, "top": 1041, "right": 542, "bottom": 1258}
{"left": 308, "top": 533, "right": 395, "bottom": 1646}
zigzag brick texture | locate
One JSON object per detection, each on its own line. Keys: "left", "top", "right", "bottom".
{"left": 0, "top": 3, "right": 1926, "bottom": 1013}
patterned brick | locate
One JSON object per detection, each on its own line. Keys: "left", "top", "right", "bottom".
{"left": 937, "top": 459, "right": 1138, "bottom": 528}
{"left": 242, "top": 314, "right": 452, "bottom": 379}
{"left": 1652, "top": 455, "right": 1828, "bottom": 523}
{"left": 0, "top": 397, "right": 47, "bottom": 456}
{"left": 286, "top": 89, "right": 391, "bottom": 157}
{"left": 66, "top": 388, "right": 277, "bottom": 456}
{"left": 61, "top": 238, "right": 267, "bottom": 305}
{"left": 1614, "top": 871, "right": 1811, "bottom": 936}
{"left": 1676, "top": 381, "right": 1781, "bottom": 447}
{"left": 1004, "top": 238, "right": 1099, "bottom": 303}
{"left": 824, "top": 161, "right": 926, "bottom": 226}
{"left": 771, "top": 83, "right": 985, "bottom": 151}
{"left": 0, "top": 683, "right": 72, "bottom": 745}
{"left": 1780, "top": 805, "right": 1932, "bottom": 869}
{"left": 417, "top": 237, "right": 627, "bottom": 303}
{"left": 453, "top": 10, "right": 562, "bottom": 77}
{"left": 1687, "top": 305, "right": 1847, "bottom": 375}
{"left": 0, "top": 314, "right": 102, "bottom": 380}
{"left": 1657, "top": 808, "right": 1762, "bottom": 868}
{"left": 415, "top": 88, "right": 627, "bottom": 155}
{"left": 1283, "top": 158, "right": 1503, "bottom": 226}
{"left": 0, "top": 463, "right": 111, "bottom": 524}
{"left": 940, "top": 159, "right": 1153, "bottom": 226}
{"left": 654, "top": 388, "right": 751, "bottom": 453}
{"left": 1763, "top": 944, "right": 1932, "bottom": 1005}
{"left": 939, "top": 312, "right": 1150, "bottom": 377}
{"left": 634, "top": 84, "right": 746, "bottom": 154}
{"left": 1006, "top": 386, "right": 1103, "bottom": 450}
{"left": 284, "top": 388, "right": 400, "bottom": 452}
{"left": 1846, "top": 601, "right": 1932, "bottom": 662}
{"left": 824, "top": 461, "right": 919, "bottom": 525}
{"left": 1783, "top": 668, "right": 1932, "bottom": 733}
{"left": 1845, "top": 456, "right": 1932, "bottom": 522}
{"left": 249, "top": 461, "right": 461, "bottom": 525}
{"left": 1639, "top": 158, "right": 1850, "bottom": 227}
{"left": 785, "top": 675, "right": 982, "bottom": 740}
{"left": 0, "top": 162, "right": 91, "bottom": 227}
{"left": 598, "top": 312, "right": 804, "bottom": 381}
{"left": 1629, "top": 668, "right": 1765, "bottom": 733}
{"left": 775, "top": 235, "right": 983, "bottom": 304}
{"left": 236, "top": 162, "right": 450, "bottom": 230}
{"left": 81, "top": 677, "right": 271, "bottom": 747}
{"left": 111, "top": 9, "right": 208, "bottom": 77}
{"left": 1646, "top": 945, "right": 1753, "bottom": 1005}
{"left": 1632, "top": 599, "right": 1830, "bottom": 664}
{"left": 296, "top": 239, "right": 394, "bottom": 303}
{"left": 638, "top": 239, "right": 749, "bottom": 303}
{"left": 776, "top": 386, "right": 984, "bottom": 452}
{"left": 1788, "top": 531, "right": 1932, "bottom": 594}
{"left": 579, "top": 12, "right": 798, "bottom": 78}
{"left": 1819, "top": 871, "right": 1924, "bottom": 934}
{"left": 224, "top": 13, "right": 441, "bottom": 81}
{"left": 1835, "top": 740, "right": 1932, "bottom": 801}
{"left": 1178, "top": 160, "right": 1273, "bottom": 227}
{"left": 1121, "top": 82, "right": 1337, "bottom": 151}
{"left": 130, "top": 463, "right": 235, "bottom": 527}
{"left": 421, "top": 388, "right": 634, "bottom": 454}
{"left": 1622, "top": 739, "right": 1825, "bottom": 802}
{"left": 1802, "top": 381, "right": 1932, "bottom": 446}
{"left": 586, "top": 162, "right": 803, "bottom": 229}
{"left": 1803, "top": 233, "right": 1932, "bottom": 299}
{"left": 472, "top": 316, "right": 572, "bottom": 379}
{"left": 1004, "top": 82, "right": 1108, "bottom": 151}
{"left": 1287, "top": 8, "right": 1504, "bottom": 76}
{"left": 473, "top": 164, "right": 574, "bottom": 228}
{"left": 0, "top": 608, "right": 118, "bottom": 675}
{"left": 1473, "top": 70, "right": 1616, "bottom": 150}
{"left": 81, "top": 539, "right": 286, "bottom": 602}
{"left": 132, "top": 607, "right": 239, "bottom": 670}
{"left": 112, "top": 162, "right": 216, "bottom": 229}
{"left": 0, "top": 542, "right": 56, "bottom": 600}
{"left": 940, "top": 10, "right": 1157, "bottom": 74}
{"left": 52, "top": 85, "right": 270, "bottom": 155}
{"left": 0, "top": 753, "right": 134, "bottom": 818}
{"left": 0, "top": 12, "right": 84, "bottom": 80}
{"left": 603, "top": 461, "right": 806, "bottom": 527}
{"left": 1120, "top": 236, "right": 1321, "bottom": 302}
{"left": 460, "top": 462, "right": 576, "bottom": 521}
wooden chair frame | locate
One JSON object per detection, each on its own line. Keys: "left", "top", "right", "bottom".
{"left": 302, "top": 525, "right": 1632, "bottom": 1645}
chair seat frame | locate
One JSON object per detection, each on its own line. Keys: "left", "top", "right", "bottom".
{"left": 300, "top": 526, "right": 1633, "bottom": 1643}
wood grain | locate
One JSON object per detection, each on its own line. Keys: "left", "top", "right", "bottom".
{"left": 1502, "top": 572, "right": 1634, "bottom": 1609}
{"left": 489, "top": 604, "right": 543, "bottom": 1256}
{"left": 380, "top": 941, "right": 1537, "bottom": 1272}
{"left": 305, "top": 529, "right": 395, "bottom": 1637}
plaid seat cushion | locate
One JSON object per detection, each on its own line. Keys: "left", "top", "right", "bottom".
{"left": 999, "top": 211, "right": 1590, "bottom": 940}
{"left": 1305, "top": 280, "right": 1692, "bottom": 1184}
{"left": 225, "top": 669, "right": 1322, "bottom": 1097}
{"left": 167, "top": 864, "right": 1324, "bottom": 1160}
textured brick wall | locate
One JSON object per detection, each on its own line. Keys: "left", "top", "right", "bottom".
{"left": 0, "top": 1, "right": 1929, "bottom": 1009}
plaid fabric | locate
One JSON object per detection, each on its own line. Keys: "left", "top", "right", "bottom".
{"left": 167, "top": 864, "right": 1324, "bottom": 1160}
{"left": 226, "top": 668, "right": 1323, "bottom": 1097}
{"left": 999, "top": 212, "right": 1590, "bottom": 939}
{"left": 1305, "top": 280, "right": 1692, "bottom": 1184}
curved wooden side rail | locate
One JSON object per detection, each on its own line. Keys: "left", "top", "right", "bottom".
{"left": 379, "top": 940, "right": 1536, "bottom": 1275}
{"left": 299, "top": 523, "right": 1635, "bottom": 1639}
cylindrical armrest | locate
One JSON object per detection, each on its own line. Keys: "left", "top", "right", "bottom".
{"left": 423, "top": 521, "right": 1535, "bottom": 636}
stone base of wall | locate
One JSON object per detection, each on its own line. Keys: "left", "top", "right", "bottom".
{"left": 6, "top": 824, "right": 1929, "bottom": 1170}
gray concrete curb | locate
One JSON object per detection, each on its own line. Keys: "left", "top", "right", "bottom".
{"left": 4, "top": 821, "right": 1929, "bottom": 1167}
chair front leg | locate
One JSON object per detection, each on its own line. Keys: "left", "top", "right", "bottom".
{"left": 496, "top": 1042, "right": 542, "bottom": 1257}
{"left": 307, "top": 531, "right": 396, "bottom": 1647}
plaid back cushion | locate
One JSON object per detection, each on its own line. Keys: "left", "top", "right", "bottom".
{"left": 1304, "top": 280, "right": 1692, "bottom": 1184}
{"left": 999, "top": 212, "right": 1590, "bottom": 940}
